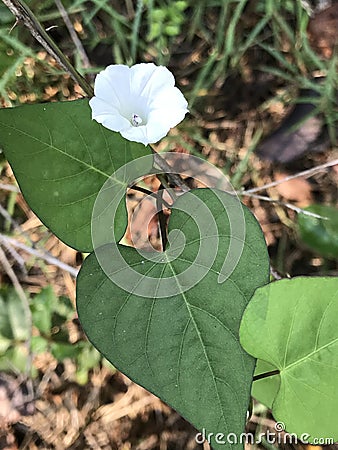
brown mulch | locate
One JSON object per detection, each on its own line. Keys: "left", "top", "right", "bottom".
{"left": 0, "top": 368, "right": 205, "bottom": 450}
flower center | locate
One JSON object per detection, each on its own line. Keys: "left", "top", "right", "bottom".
{"left": 131, "top": 113, "right": 143, "bottom": 127}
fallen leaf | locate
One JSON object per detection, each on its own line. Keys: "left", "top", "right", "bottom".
{"left": 274, "top": 173, "right": 313, "bottom": 206}
{"left": 308, "top": 4, "right": 338, "bottom": 59}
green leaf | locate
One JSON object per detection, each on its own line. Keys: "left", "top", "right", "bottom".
{"left": 0, "top": 336, "right": 12, "bottom": 353}
{"left": 0, "top": 294, "right": 14, "bottom": 340}
{"left": 31, "top": 286, "right": 56, "bottom": 335}
{"left": 77, "top": 344, "right": 101, "bottom": 371}
{"left": 0, "top": 344, "right": 28, "bottom": 373}
{"left": 0, "top": 39, "right": 16, "bottom": 76}
{"left": 51, "top": 342, "right": 81, "bottom": 360}
{"left": 298, "top": 204, "right": 338, "bottom": 258}
{"left": 0, "top": 99, "right": 152, "bottom": 252}
{"left": 31, "top": 335, "right": 49, "bottom": 353}
{"left": 3, "top": 290, "right": 29, "bottom": 341}
{"left": 76, "top": 345, "right": 102, "bottom": 385}
{"left": 51, "top": 295, "right": 74, "bottom": 320}
{"left": 77, "top": 188, "right": 269, "bottom": 450}
{"left": 240, "top": 277, "right": 338, "bottom": 442}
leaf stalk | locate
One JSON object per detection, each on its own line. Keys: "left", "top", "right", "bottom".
{"left": 253, "top": 369, "right": 280, "bottom": 382}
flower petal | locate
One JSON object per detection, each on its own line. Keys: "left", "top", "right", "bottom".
{"left": 145, "top": 122, "right": 171, "bottom": 144}
{"left": 94, "top": 65, "right": 131, "bottom": 109}
{"left": 146, "top": 113, "right": 184, "bottom": 141}
{"left": 120, "top": 125, "right": 149, "bottom": 146}
{"left": 145, "top": 107, "right": 187, "bottom": 143}
{"left": 90, "top": 98, "right": 130, "bottom": 132}
{"left": 130, "top": 64, "right": 175, "bottom": 100}
{"left": 149, "top": 86, "right": 188, "bottom": 109}
{"left": 99, "top": 115, "right": 131, "bottom": 133}
{"left": 89, "top": 97, "right": 119, "bottom": 118}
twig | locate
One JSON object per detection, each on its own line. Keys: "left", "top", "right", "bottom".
{"left": 239, "top": 192, "right": 329, "bottom": 219}
{"left": 2, "top": 0, "right": 93, "bottom": 96}
{"left": 0, "top": 233, "right": 79, "bottom": 277}
{"left": 242, "top": 158, "right": 338, "bottom": 194}
{"left": 300, "top": 0, "right": 313, "bottom": 16}
{"left": 0, "top": 203, "right": 39, "bottom": 245}
{"left": 0, "top": 183, "right": 20, "bottom": 193}
{"left": 270, "top": 266, "right": 282, "bottom": 280}
{"left": 53, "top": 0, "right": 91, "bottom": 70}
{"left": 0, "top": 245, "right": 32, "bottom": 375}
{"left": 249, "top": 415, "right": 280, "bottom": 429}
{"left": 1, "top": 238, "right": 26, "bottom": 273}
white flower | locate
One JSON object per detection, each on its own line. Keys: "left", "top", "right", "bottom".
{"left": 89, "top": 63, "right": 188, "bottom": 146}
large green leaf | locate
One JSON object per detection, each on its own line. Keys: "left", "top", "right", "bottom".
{"left": 77, "top": 188, "right": 270, "bottom": 449}
{"left": 240, "top": 277, "right": 338, "bottom": 442}
{"left": 0, "top": 99, "right": 151, "bottom": 251}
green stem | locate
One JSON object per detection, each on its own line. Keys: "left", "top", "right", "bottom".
{"left": 253, "top": 369, "right": 280, "bottom": 382}
{"left": 2, "top": 0, "right": 94, "bottom": 96}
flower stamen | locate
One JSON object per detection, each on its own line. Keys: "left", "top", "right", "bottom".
{"left": 131, "top": 113, "right": 143, "bottom": 127}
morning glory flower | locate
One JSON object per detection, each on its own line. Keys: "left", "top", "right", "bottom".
{"left": 89, "top": 63, "right": 188, "bottom": 146}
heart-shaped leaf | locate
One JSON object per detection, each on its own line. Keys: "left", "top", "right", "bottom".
{"left": 77, "top": 188, "right": 269, "bottom": 449}
{"left": 240, "top": 277, "right": 338, "bottom": 442}
{"left": 0, "top": 99, "right": 151, "bottom": 251}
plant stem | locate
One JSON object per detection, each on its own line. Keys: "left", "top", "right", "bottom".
{"left": 253, "top": 369, "right": 280, "bottom": 382}
{"left": 129, "top": 185, "right": 172, "bottom": 209}
{"left": 156, "top": 173, "right": 177, "bottom": 203}
{"left": 151, "top": 147, "right": 189, "bottom": 193}
{"left": 156, "top": 185, "right": 168, "bottom": 251}
{"left": 129, "top": 185, "right": 155, "bottom": 197}
{"left": 2, "top": 0, "right": 94, "bottom": 96}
